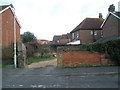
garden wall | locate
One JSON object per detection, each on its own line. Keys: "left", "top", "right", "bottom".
{"left": 57, "top": 45, "right": 114, "bottom": 67}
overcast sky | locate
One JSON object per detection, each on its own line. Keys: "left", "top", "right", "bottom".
{"left": 0, "top": 0, "right": 119, "bottom": 41}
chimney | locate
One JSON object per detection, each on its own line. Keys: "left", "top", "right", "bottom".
{"left": 108, "top": 4, "right": 115, "bottom": 12}
{"left": 99, "top": 13, "right": 103, "bottom": 18}
{"left": 10, "top": 4, "right": 14, "bottom": 8}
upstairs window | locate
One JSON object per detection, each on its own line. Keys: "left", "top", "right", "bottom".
{"left": 76, "top": 31, "right": 79, "bottom": 39}
{"left": 72, "top": 33, "right": 74, "bottom": 39}
{"left": 94, "top": 31, "right": 97, "bottom": 35}
{"left": 91, "top": 31, "right": 93, "bottom": 35}
{"left": 57, "top": 40, "right": 60, "bottom": 43}
{"left": 91, "top": 31, "right": 97, "bottom": 35}
{"left": 101, "top": 30, "right": 103, "bottom": 37}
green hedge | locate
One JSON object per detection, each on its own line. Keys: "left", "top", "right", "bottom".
{"left": 2, "top": 43, "right": 14, "bottom": 65}
{"left": 85, "top": 39, "right": 120, "bottom": 65}
{"left": 2, "top": 43, "right": 14, "bottom": 60}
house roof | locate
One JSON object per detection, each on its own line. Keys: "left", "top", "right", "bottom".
{"left": 101, "top": 12, "right": 120, "bottom": 28}
{"left": 0, "top": 4, "right": 21, "bottom": 28}
{"left": 71, "top": 18, "right": 104, "bottom": 33}
{"left": 60, "top": 33, "right": 70, "bottom": 39}
{"left": 53, "top": 35, "right": 61, "bottom": 41}
{"left": 60, "top": 34, "right": 68, "bottom": 39}
{"left": 52, "top": 34, "right": 70, "bottom": 45}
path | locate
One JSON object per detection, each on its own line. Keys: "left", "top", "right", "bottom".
{"left": 26, "top": 59, "right": 57, "bottom": 68}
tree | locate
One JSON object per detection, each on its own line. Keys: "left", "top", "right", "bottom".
{"left": 22, "top": 31, "right": 37, "bottom": 43}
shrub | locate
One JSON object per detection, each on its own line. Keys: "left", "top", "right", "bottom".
{"left": 2, "top": 43, "right": 14, "bottom": 60}
{"left": 25, "top": 42, "right": 39, "bottom": 58}
{"left": 2, "top": 43, "right": 15, "bottom": 65}
{"left": 82, "top": 39, "right": 120, "bottom": 65}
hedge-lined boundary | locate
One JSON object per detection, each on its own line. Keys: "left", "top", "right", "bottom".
{"left": 80, "top": 39, "right": 120, "bottom": 65}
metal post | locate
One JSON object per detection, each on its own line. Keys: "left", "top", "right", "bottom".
{"left": 14, "top": 13, "right": 17, "bottom": 68}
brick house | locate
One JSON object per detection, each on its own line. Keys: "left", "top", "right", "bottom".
{"left": 69, "top": 14, "right": 104, "bottom": 44}
{"left": 52, "top": 33, "right": 70, "bottom": 45}
{"left": 0, "top": 4, "right": 21, "bottom": 48}
{"left": 101, "top": 4, "right": 120, "bottom": 38}
{"left": 58, "top": 34, "right": 70, "bottom": 44}
{"left": 52, "top": 35, "right": 61, "bottom": 45}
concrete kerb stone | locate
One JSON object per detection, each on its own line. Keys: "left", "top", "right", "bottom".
{"left": 4, "top": 71, "right": 118, "bottom": 77}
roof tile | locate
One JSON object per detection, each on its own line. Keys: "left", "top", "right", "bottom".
{"left": 71, "top": 18, "right": 104, "bottom": 33}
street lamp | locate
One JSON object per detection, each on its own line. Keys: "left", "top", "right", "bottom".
{"left": 12, "top": 5, "right": 17, "bottom": 68}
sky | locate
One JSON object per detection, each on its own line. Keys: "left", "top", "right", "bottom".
{"left": 0, "top": 0, "right": 119, "bottom": 41}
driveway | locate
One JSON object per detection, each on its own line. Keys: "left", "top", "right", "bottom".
{"left": 2, "top": 66, "right": 119, "bottom": 88}
{"left": 26, "top": 59, "right": 57, "bottom": 68}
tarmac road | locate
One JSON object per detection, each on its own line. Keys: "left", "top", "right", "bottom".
{"left": 2, "top": 66, "right": 119, "bottom": 88}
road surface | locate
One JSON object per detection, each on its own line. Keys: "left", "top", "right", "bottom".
{"left": 2, "top": 66, "right": 119, "bottom": 88}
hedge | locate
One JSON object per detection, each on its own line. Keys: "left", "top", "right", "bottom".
{"left": 84, "top": 39, "right": 120, "bottom": 65}
{"left": 2, "top": 43, "right": 14, "bottom": 60}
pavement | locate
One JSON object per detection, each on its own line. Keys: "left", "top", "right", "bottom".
{"left": 2, "top": 66, "right": 119, "bottom": 88}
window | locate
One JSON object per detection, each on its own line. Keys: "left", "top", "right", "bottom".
{"left": 94, "top": 31, "right": 97, "bottom": 35}
{"left": 101, "top": 30, "right": 103, "bottom": 37}
{"left": 76, "top": 31, "right": 79, "bottom": 39}
{"left": 72, "top": 33, "right": 74, "bottom": 39}
{"left": 57, "top": 40, "right": 59, "bottom": 43}
{"left": 91, "top": 31, "right": 97, "bottom": 35}
{"left": 91, "top": 31, "right": 93, "bottom": 35}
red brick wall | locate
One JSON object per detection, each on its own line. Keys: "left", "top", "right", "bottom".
{"left": 2, "top": 8, "right": 20, "bottom": 47}
{"left": 80, "top": 30, "right": 93, "bottom": 44}
{"left": 57, "top": 46, "right": 113, "bottom": 67}
{"left": 63, "top": 51, "right": 102, "bottom": 64}
{"left": 103, "top": 15, "right": 119, "bottom": 37}
{"left": 80, "top": 30, "right": 101, "bottom": 44}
